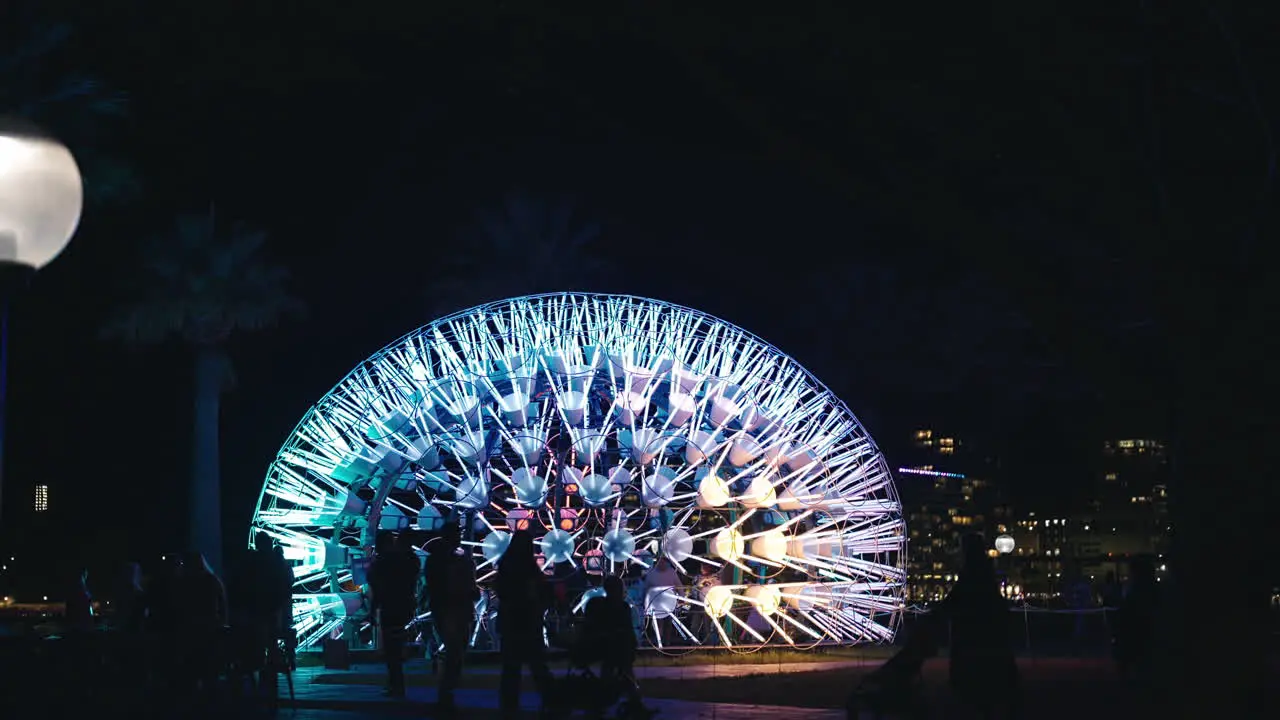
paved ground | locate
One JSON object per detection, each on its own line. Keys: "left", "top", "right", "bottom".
{"left": 283, "top": 660, "right": 847, "bottom": 718}
{"left": 277, "top": 655, "right": 1147, "bottom": 719}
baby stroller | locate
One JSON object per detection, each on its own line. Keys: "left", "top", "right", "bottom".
{"left": 846, "top": 618, "right": 938, "bottom": 720}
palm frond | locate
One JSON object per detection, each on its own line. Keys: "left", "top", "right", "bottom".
{"left": 1, "top": 21, "right": 134, "bottom": 206}
{"left": 102, "top": 209, "right": 305, "bottom": 348}
{"left": 432, "top": 191, "right": 612, "bottom": 312}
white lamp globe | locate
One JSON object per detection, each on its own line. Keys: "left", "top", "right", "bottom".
{"left": 994, "top": 534, "right": 1015, "bottom": 555}
{"left": 0, "top": 119, "right": 83, "bottom": 270}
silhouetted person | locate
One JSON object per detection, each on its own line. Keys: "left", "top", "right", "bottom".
{"left": 114, "top": 562, "right": 147, "bottom": 633}
{"left": 369, "top": 530, "right": 420, "bottom": 698}
{"left": 581, "top": 575, "right": 642, "bottom": 714}
{"left": 1113, "top": 555, "right": 1160, "bottom": 687}
{"left": 65, "top": 568, "right": 95, "bottom": 633}
{"left": 1100, "top": 571, "right": 1122, "bottom": 609}
{"left": 111, "top": 562, "right": 149, "bottom": 695}
{"left": 939, "top": 533, "right": 1018, "bottom": 719}
{"left": 426, "top": 522, "right": 478, "bottom": 714}
{"left": 144, "top": 555, "right": 185, "bottom": 696}
{"left": 232, "top": 532, "right": 295, "bottom": 708}
{"left": 495, "top": 530, "right": 555, "bottom": 718}
{"left": 177, "top": 551, "right": 228, "bottom": 697}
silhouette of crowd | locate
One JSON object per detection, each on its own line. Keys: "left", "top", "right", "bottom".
{"left": 2, "top": 526, "right": 1165, "bottom": 720}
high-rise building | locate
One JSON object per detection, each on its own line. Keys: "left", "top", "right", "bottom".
{"left": 1075, "top": 438, "right": 1171, "bottom": 579}
{"left": 33, "top": 485, "right": 48, "bottom": 513}
{"left": 900, "top": 428, "right": 1009, "bottom": 602}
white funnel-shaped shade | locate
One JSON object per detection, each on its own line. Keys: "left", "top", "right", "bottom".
{"left": 645, "top": 587, "right": 679, "bottom": 618}
{"left": 557, "top": 364, "right": 596, "bottom": 393}
{"left": 445, "top": 395, "right": 481, "bottom": 427}
{"left": 572, "top": 434, "right": 607, "bottom": 465}
{"left": 454, "top": 474, "right": 490, "bottom": 509}
{"left": 684, "top": 431, "right": 720, "bottom": 465}
{"left": 448, "top": 430, "right": 487, "bottom": 464}
{"left": 511, "top": 467, "right": 548, "bottom": 507}
{"left": 745, "top": 585, "right": 782, "bottom": 616}
{"left": 749, "top": 529, "right": 789, "bottom": 562}
{"left": 613, "top": 391, "right": 648, "bottom": 426}
{"left": 662, "top": 527, "right": 694, "bottom": 563}
{"left": 696, "top": 470, "right": 731, "bottom": 508}
{"left": 739, "top": 474, "right": 778, "bottom": 509}
{"left": 366, "top": 409, "right": 432, "bottom": 463}
{"left": 481, "top": 531, "right": 512, "bottom": 563}
{"left": 539, "top": 529, "right": 576, "bottom": 564}
{"left": 601, "top": 528, "right": 636, "bottom": 563}
{"left": 666, "top": 392, "right": 696, "bottom": 427}
{"left": 670, "top": 367, "right": 703, "bottom": 394}
{"left": 729, "top": 436, "right": 762, "bottom": 467}
{"left": 641, "top": 466, "right": 677, "bottom": 508}
{"left": 627, "top": 368, "right": 656, "bottom": 394}
{"left": 629, "top": 427, "right": 671, "bottom": 465}
{"left": 508, "top": 433, "right": 546, "bottom": 465}
{"left": 709, "top": 394, "right": 743, "bottom": 427}
{"left": 497, "top": 392, "right": 531, "bottom": 427}
{"left": 560, "top": 390, "right": 587, "bottom": 426}
{"left": 712, "top": 528, "right": 744, "bottom": 562}
{"left": 579, "top": 471, "right": 616, "bottom": 507}
{"left": 703, "top": 585, "right": 733, "bottom": 619}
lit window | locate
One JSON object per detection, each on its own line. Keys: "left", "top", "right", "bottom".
{"left": 34, "top": 485, "right": 49, "bottom": 512}
{"left": 1105, "top": 473, "right": 1117, "bottom": 481}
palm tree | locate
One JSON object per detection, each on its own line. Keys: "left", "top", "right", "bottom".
{"left": 430, "top": 191, "right": 612, "bottom": 313}
{"left": 1, "top": 21, "right": 136, "bottom": 205}
{"left": 102, "top": 208, "right": 304, "bottom": 572}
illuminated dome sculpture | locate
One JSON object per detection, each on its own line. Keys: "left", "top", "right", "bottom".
{"left": 251, "top": 293, "right": 906, "bottom": 651}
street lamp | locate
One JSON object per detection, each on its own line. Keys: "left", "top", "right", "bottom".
{"left": 0, "top": 117, "right": 84, "bottom": 535}
{"left": 994, "top": 534, "right": 1015, "bottom": 555}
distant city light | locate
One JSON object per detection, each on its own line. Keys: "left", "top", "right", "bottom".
{"left": 34, "top": 484, "right": 49, "bottom": 512}
{"left": 897, "top": 467, "right": 966, "bottom": 479}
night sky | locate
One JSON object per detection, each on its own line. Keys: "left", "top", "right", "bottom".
{"left": 3, "top": 2, "right": 1273, "bottom": 571}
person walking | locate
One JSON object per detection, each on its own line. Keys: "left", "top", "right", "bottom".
{"left": 425, "top": 521, "right": 479, "bottom": 714}
{"left": 495, "top": 531, "right": 555, "bottom": 718}
{"left": 368, "top": 531, "right": 421, "bottom": 698}
{"left": 938, "top": 533, "right": 1019, "bottom": 719}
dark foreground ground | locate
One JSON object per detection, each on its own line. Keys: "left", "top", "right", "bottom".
{"left": 2, "top": 636, "right": 1275, "bottom": 719}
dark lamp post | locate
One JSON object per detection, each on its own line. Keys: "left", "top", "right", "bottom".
{"left": 0, "top": 118, "right": 83, "bottom": 537}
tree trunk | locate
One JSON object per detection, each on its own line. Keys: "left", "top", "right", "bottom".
{"left": 191, "top": 345, "right": 224, "bottom": 575}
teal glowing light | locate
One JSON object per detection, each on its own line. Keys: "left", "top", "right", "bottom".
{"left": 250, "top": 293, "right": 906, "bottom": 651}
